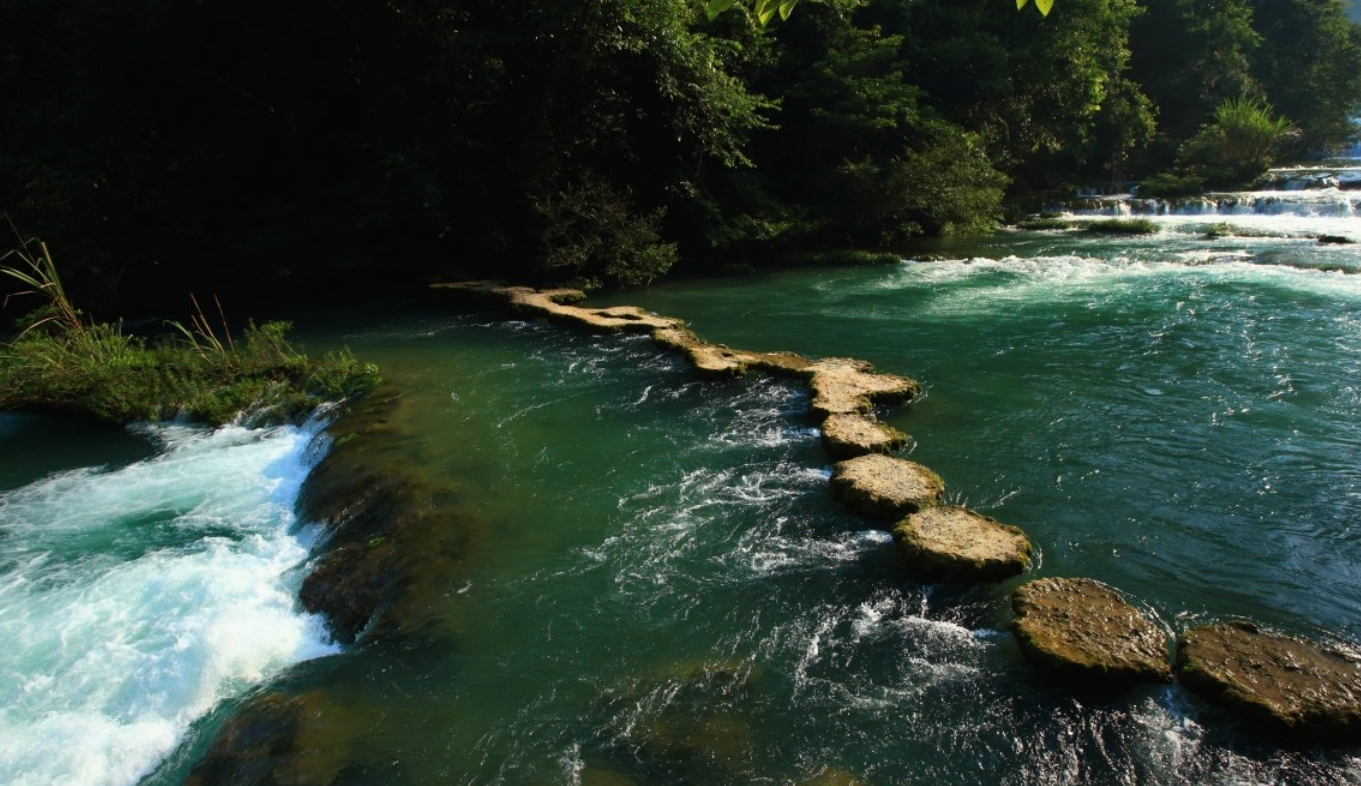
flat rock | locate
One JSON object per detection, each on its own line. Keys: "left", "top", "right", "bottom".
{"left": 830, "top": 454, "right": 944, "bottom": 521}
{"left": 1012, "top": 577, "right": 1171, "bottom": 683}
{"left": 808, "top": 358, "right": 921, "bottom": 421}
{"left": 1177, "top": 621, "right": 1361, "bottom": 743}
{"left": 893, "top": 505, "right": 1030, "bottom": 582}
{"left": 821, "top": 414, "right": 908, "bottom": 459}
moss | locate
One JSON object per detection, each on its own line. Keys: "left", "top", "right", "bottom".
{"left": 788, "top": 250, "right": 904, "bottom": 267}
{"left": 1079, "top": 218, "right": 1159, "bottom": 235}
{"left": 1014, "top": 218, "right": 1074, "bottom": 231}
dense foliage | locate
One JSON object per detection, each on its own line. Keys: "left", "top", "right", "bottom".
{"left": 1, "top": 0, "right": 1358, "bottom": 306}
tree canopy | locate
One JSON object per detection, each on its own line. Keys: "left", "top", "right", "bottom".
{"left": 1, "top": 0, "right": 1357, "bottom": 310}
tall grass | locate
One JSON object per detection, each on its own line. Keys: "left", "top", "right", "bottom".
{"left": 1, "top": 235, "right": 379, "bottom": 425}
{"left": 1213, "top": 98, "right": 1295, "bottom": 168}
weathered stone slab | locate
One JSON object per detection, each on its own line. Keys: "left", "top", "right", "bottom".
{"left": 808, "top": 357, "right": 921, "bottom": 420}
{"left": 821, "top": 414, "right": 908, "bottom": 459}
{"left": 1177, "top": 621, "right": 1361, "bottom": 744}
{"left": 893, "top": 505, "right": 1030, "bottom": 582}
{"left": 1012, "top": 577, "right": 1171, "bottom": 683}
{"left": 830, "top": 454, "right": 944, "bottom": 521}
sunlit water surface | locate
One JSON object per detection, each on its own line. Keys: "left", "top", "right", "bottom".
{"left": 8, "top": 180, "right": 1361, "bottom": 784}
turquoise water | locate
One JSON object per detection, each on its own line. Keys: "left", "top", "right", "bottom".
{"left": 7, "top": 180, "right": 1361, "bottom": 783}
{"left": 0, "top": 416, "right": 336, "bottom": 786}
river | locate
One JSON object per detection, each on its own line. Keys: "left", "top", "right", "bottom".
{"left": 4, "top": 166, "right": 1361, "bottom": 784}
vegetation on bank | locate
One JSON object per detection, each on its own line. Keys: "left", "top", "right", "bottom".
{"left": 1080, "top": 218, "right": 1160, "bottom": 235}
{"left": 1, "top": 0, "right": 1359, "bottom": 307}
{"left": 1, "top": 238, "right": 379, "bottom": 425}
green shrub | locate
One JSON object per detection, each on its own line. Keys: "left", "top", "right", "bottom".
{"left": 1177, "top": 99, "right": 1296, "bottom": 185}
{"left": 1, "top": 238, "right": 379, "bottom": 425}
{"left": 1014, "top": 218, "right": 1074, "bottom": 231}
{"left": 1137, "top": 172, "right": 1208, "bottom": 198}
{"left": 789, "top": 250, "right": 904, "bottom": 266}
{"left": 1079, "top": 218, "right": 1159, "bottom": 234}
{"left": 1199, "top": 222, "right": 1285, "bottom": 239}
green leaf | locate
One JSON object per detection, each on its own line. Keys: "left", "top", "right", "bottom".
{"left": 778, "top": 0, "right": 798, "bottom": 20}
{"left": 706, "top": 0, "right": 736, "bottom": 20}
{"left": 1016, "top": 0, "right": 1030, "bottom": 9}
{"left": 1034, "top": 0, "right": 1053, "bottom": 14}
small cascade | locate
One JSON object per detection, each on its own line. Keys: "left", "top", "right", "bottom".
{"left": 1064, "top": 190, "right": 1361, "bottom": 218}
{"left": 1257, "top": 164, "right": 1361, "bottom": 191}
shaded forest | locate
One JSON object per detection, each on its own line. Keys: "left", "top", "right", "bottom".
{"left": 2, "top": 0, "right": 1360, "bottom": 313}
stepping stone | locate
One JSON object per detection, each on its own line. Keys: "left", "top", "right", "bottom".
{"left": 821, "top": 414, "right": 908, "bottom": 460}
{"left": 830, "top": 454, "right": 943, "bottom": 521}
{"left": 893, "top": 505, "right": 1030, "bottom": 582}
{"left": 808, "top": 358, "right": 920, "bottom": 420}
{"left": 1012, "top": 577, "right": 1172, "bottom": 683}
{"left": 1177, "top": 621, "right": 1361, "bottom": 744}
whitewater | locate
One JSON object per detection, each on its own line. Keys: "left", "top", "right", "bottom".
{"left": 0, "top": 417, "right": 337, "bottom": 786}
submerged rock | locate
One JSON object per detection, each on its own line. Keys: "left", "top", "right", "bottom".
{"left": 596, "top": 659, "right": 762, "bottom": 781}
{"left": 184, "top": 692, "right": 345, "bottom": 786}
{"left": 821, "top": 413, "right": 908, "bottom": 459}
{"left": 830, "top": 454, "right": 944, "bottom": 521}
{"left": 1177, "top": 621, "right": 1361, "bottom": 743}
{"left": 797, "top": 768, "right": 871, "bottom": 786}
{"left": 297, "top": 384, "right": 481, "bottom": 644}
{"left": 1012, "top": 577, "right": 1171, "bottom": 683}
{"left": 893, "top": 505, "right": 1030, "bottom": 582}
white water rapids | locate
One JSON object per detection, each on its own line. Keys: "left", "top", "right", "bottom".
{"left": 0, "top": 418, "right": 336, "bottom": 786}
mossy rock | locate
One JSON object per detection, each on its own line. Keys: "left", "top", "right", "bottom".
{"left": 1177, "top": 621, "right": 1361, "bottom": 744}
{"left": 797, "top": 768, "right": 871, "bottom": 786}
{"left": 184, "top": 691, "right": 349, "bottom": 786}
{"left": 830, "top": 454, "right": 944, "bottom": 522}
{"left": 821, "top": 414, "right": 908, "bottom": 460}
{"left": 893, "top": 505, "right": 1030, "bottom": 582}
{"left": 808, "top": 358, "right": 921, "bottom": 421}
{"left": 1012, "top": 577, "right": 1171, "bottom": 684}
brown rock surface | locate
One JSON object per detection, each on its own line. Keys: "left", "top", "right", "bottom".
{"left": 1177, "top": 621, "right": 1361, "bottom": 743}
{"left": 893, "top": 505, "right": 1030, "bottom": 582}
{"left": 808, "top": 358, "right": 921, "bottom": 420}
{"left": 830, "top": 454, "right": 944, "bottom": 521}
{"left": 821, "top": 414, "right": 908, "bottom": 459}
{"left": 1012, "top": 577, "right": 1171, "bottom": 683}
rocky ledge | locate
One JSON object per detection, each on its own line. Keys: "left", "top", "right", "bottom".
{"left": 296, "top": 383, "right": 481, "bottom": 644}
{"left": 1012, "top": 577, "right": 1171, "bottom": 683}
{"left": 829, "top": 454, "right": 944, "bottom": 521}
{"left": 1177, "top": 621, "right": 1361, "bottom": 744}
{"left": 893, "top": 505, "right": 1031, "bottom": 582}
{"left": 820, "top": 413, "right": 909, "bottom": 459}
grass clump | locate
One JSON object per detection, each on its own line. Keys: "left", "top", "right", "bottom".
{"left": 1079, "top": 218, "right": 1159, "bottom": 235}
{"left": 789, "top": 250, "right": 905, "bottom": 266}
{"left": 1136, "top": 173, "right": 1208, "bottom": 199}
{"left": 1, "top": 237, "right": 379, "bottom": 425}
{"left": 1014, "top": 217, "right": 1074, "bottom": 231}
{"left": 1200, "top": 222, "right": 1286, "bottom": 240}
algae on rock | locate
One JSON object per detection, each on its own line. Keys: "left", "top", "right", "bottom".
{"left": 1012, "top": 577, "right": 1172, "bottom": 683}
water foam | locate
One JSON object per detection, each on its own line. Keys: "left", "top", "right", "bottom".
{"left": 0, "top": 420, "right": 337, "bottom": 786}
{"left": 896, "top": 254, "right": 1361, "bottom": 317}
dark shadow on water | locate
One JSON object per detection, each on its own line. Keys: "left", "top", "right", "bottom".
{"left": 0, "top": 412, "right": 157, "bottom": 491}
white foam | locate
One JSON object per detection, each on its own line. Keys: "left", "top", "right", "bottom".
{"left": 0, "top": 421, "right": 337, "bottom": 786}
{"left": 895, "top": 254, "right": 1361, "bottom": 316}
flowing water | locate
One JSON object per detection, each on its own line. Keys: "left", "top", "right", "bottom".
{"left": 7, "top": 168, "right": 1361, "bottom": 784}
